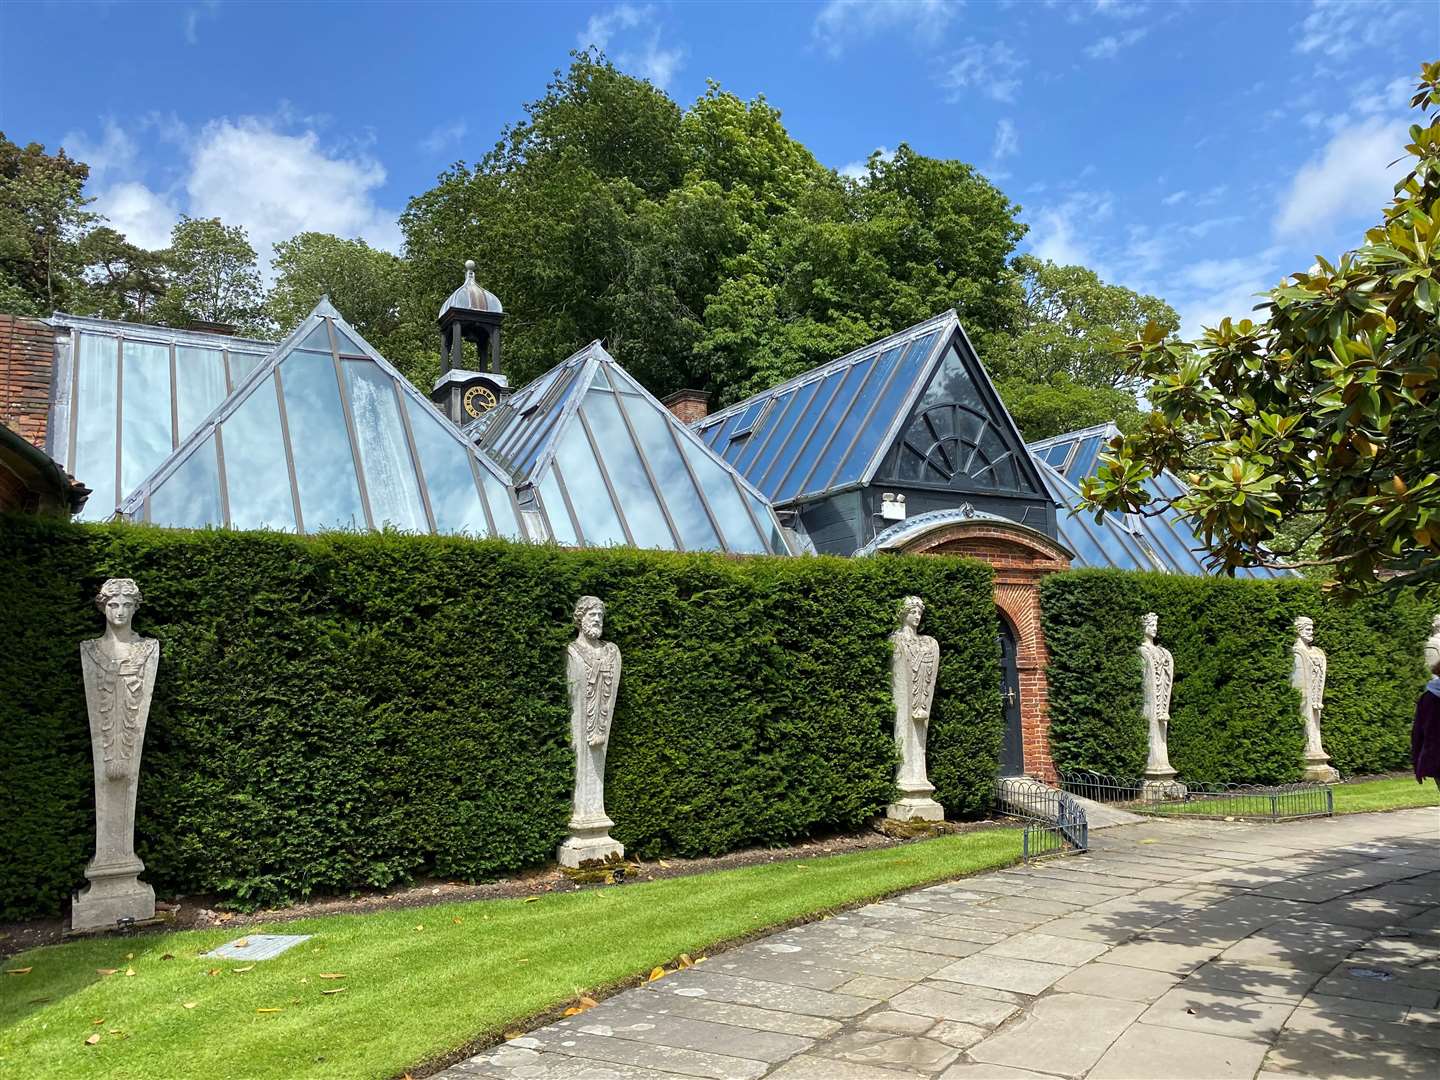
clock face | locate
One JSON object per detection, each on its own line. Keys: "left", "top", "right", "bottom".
{"left": 462, "top": 383, "right": 499, "bottom": 418}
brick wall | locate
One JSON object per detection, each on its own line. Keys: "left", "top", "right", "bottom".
{"left": 0, "top": 314, "right": 55, "bottom": 451}
{"left": 661, "top": 389, "right": 709, "bottom": 425}
{"left": 900, "top": 518, "right": 1071, "bottom": 784}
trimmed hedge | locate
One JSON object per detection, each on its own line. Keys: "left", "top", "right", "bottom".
{"left": 1041, "top": 569, "right": 1430, "bottom": 783}
{"left": 0, "top": 516, "right": 1001, "bottom": 920}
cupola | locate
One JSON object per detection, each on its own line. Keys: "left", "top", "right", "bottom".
{"left": 432, "top": 260, "right": 508, "bottom": 424}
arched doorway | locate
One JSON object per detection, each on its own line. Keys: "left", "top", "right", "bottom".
{"left": 997, "top": 612, "right": 1024, "bottom": 776}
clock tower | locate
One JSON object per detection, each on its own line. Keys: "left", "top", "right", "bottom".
{"left": 431, "top": 260, "right": 509, "bottom": 425}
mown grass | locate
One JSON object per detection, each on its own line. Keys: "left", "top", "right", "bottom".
{"left": 1332, "top": 776, "right": 1440, "bottom": 814}
{"left": 0, "top": 829, "right": 1021, "bottom": 1080}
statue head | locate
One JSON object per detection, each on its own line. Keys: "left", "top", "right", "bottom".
{"left": 1431, "top": 613, "right": 1440, "bottom": 635}
{"left": 1294, "top": 615, "right": 1314, "bottom": 645}
{"left": 574, "top": 595, "right": 606, "bottom": 642}
{"left": 898, "top": 595, "right": 925, "bottom": 631}
{"left": 95, "top": 578, "right": 142, "bottom": 631}
{"left": 1142, "top": 612, "right": 1159, "bottom": 641}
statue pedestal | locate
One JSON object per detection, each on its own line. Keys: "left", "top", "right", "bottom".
{"left": 1302, "top": 754, "right": 1339, "bottom": 784}
{"left": 887, "top": 781, "right": 945, "bottom": 822}
{"left": 1141, "top": 772, "right": 1187, "bottom": 803}
{"left": 70, "top": 856, "right": 155, "bottom": 932}
{"left": 558, "top": 815, "right": 624, "bottom": 869}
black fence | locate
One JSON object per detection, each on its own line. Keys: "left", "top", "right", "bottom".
{"left": 993, "top": 778, "right": 1089, "bottom": 861}
{"left": 1058, "top": 769, "right": 1334, "bottom": 822}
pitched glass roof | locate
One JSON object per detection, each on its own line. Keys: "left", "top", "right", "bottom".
{"left": 1027, "top": 423, "right": 1291, "bottom": 579}
{"left": 47, "top": 314, "right": 274, "bottom": 521}
{"left": 117, "top": 301, "right": 530, "bottom": 540}
{"left": 696, "top": 313, "right": 976, "bottom": 504}
{"left": 468, "top": 342, "right": 790, "bottom": 555}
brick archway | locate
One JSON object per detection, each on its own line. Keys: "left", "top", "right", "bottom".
{"left": 897, "top": 516, "right": 1071, "bottom": 782}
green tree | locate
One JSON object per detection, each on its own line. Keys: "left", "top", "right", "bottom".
{"left": 1082, "top": 65, "right": 1440, "bottom": 593}
{"left": 0, "top": 133, "right": 95, "bottom": 315}
{"left": 72, "top": 226, "right": 168, "bottom": 322}
{"left": 268, "top": 232, "right": 404, "bottom": 343}
{"left": 152, "top": 216, "right": 266, "bottom": 333}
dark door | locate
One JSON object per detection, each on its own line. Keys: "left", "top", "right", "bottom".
{"left": 997, "top": 614, "right": 1024, "bottom": 776}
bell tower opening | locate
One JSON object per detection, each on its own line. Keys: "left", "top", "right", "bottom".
{"left": 432, "top": 260, "right": 510, "bottom": 425}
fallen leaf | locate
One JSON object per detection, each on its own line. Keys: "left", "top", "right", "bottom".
{"left": 695, "top": 957, "right": 707, "bottom": 964}
{"left": 5, "top": 967, "right": 32, "bottom": 975}
{"left": 648, "top": 967, "right": 666, "bottom": 982}
{"left": 161, "top": 953, "right": 174, "bottom": 961}
{"left": 321, "top": 987, "right": 346, "bottom": 996}
{"left": 318, "top": 973, "right": 345, "bottom": 980}
{"left": 579, "top": 996, "right": 598, "bottom": 1008}
{"left": 206, "top": 968, "right": 221, "bottom": 976}
{"left": 523, "top": 896, "right": 539, "bottom": 904}
{"left": 233, "top": 939, "right": 250, "bottom": 948}
{"left": 562, "top": 1007, "right": 582, "bottom": 1016}
{"left": 658, "top": 859, "right": 671, "bottom": 868}
{"left": 413, "top": 924, "right": 424, "bottom": 932}
{"left": 232, "top": 965, "right": 254, "bottom": 973}
{"left": 503, "top": 1031, "right": 525, "bottom": 1040}
{"left": 517, "top": 958, "right": 530, "bottom": 964}
{"left": 124, "top": 953, "right": 134, "bottom": 961}
{"left": 452, "top": 917, "right": 462, "bottom": 925}
{"left": 124, "top": 967, "right": 136, "bottom": 977}
{"left": 183, "top": 1002, "right": 197, "bottom": 1009}
{"left": 300, "top": 977, "right": 308, "bottom": 984}
{"left": 217, "top": 912, "right": 234, "bottom": 922}
{"left": 256, "top": 1007, "right": 281, "bottom": 1014}
{"left": 108, "top": 1029, "right": 123, "bottom": 1035}
{"left": 678, "top": 953, "right": 693, "bottom": 968}
{"left": 85, "top": 1034, "right": 101, "bottom": 1046}
{"left": 91, "top": 1018, "right": 104, "bottom": 1025}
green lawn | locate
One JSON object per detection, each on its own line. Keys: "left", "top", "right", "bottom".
{"left": 1332, "top": 776, "right": 1440, "bottom": 814}
{"left": 0, "top": 829, "right": 1021, "bottom": 1080}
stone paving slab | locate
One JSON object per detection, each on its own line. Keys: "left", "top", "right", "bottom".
{"left": 436, "top": 806, "right": 1439, "bottom": 1080}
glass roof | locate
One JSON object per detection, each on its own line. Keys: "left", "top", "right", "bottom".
{"left": 117, "top": 301, "right": 529, "bottom": 540}
{"left": 47, "top": 314, "right": 274, "bottom": 521}
{"left": 1027, "top": 424, "right": 1290, "bottom": 579}
{"left": 696, "top": 313, "right": 962, "bottom": 504}
{"left": 468, "top": 341, "right": 790, "bottom": 555}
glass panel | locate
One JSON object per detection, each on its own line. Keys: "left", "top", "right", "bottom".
{"left": 221, "top": 374, "right": 296, "bottom": 531}
{"left": 482, "top": 474, "right": 524, "bottom": 540}
{"left": 622, "top": 396, "right": 722, "bottom": 552}
{"left": 73, "top": 333, "right": 118, "bottom": 520}
{"left": 828, "top": 344, "right": 910, "bottom": 486}
{"left": 790, "top": 357, "right": 881, "bottom": 498}
{"left": 538, "top": 468, "right": 579, "bottom": 545}
{"left": 680, "top": 437, "right": 766, "bottom": 554}
{"left": 745, "top": 488, "right": 787, "bottom": 554}
{"left": 176, "top": 346, "right": 227, "bottom": 437}
{"left": 1040, "top": 441, "right": 1073, "bottom": 467}
{"left": 772, "top": 369, "right": 856, "bottom": 503}
{"left": 333, "top": 324, "right": 368, "bottom": 356}
{"left": 735, "top": 388, "right": 795, "bottom": 474}
{"left": 1068, "top": 437, "right": 1102, "bottom": 482}
{"left": 281, "top": 351, "right": 365, "bottom": 532}
{"left": 148, "top": 436, "right": 222, "bottom": 528}
{"left": 343, "top": 362, "right": 427, "bottom": 532}
{"left": 403, "top": 395, "right": 491, "bottom": 537}
{"left": 228, "top": 351, "right": 268, "bottom": 384}
{"left": 552, "top": 420, "right": 626, "bottom": 546}
{"left": 580, "top": 391, "right": 674, "bottom": 549}
{"left": 298, "top": 322, "right": 334, "bottom": 353}
{"left": 120, "top": 339, "right": 173, "bottom": 501}
{"left": 753, "top": 382, "right": 821, "bottom": 493}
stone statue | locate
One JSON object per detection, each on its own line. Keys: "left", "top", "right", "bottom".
{"left": 1291, "top": 616, "right": 1339, "bottom": 783}
{"left": 72, "top": 578, "right": 160, "bottom": 931}
{"left": 1424, "top": 614, "right": 1440, "bottom": 674}
{"left": 558, "top": 596, "right": 625, "bottom": 868}
{"left": 1138, "top": 613, "right": 1185, "bottom": 800}
{"left": 886, "top": 596, "right": 944, "bottom": 822}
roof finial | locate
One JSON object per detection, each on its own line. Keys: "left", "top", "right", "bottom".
{"left": 464, "top": 259, "right": 476, "bottom": 279}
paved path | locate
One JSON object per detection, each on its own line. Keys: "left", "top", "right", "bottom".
{"left": 441, "top": 808, "right": 1440, "bottom": 1080}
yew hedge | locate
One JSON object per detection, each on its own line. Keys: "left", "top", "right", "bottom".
{"left": 0, "top": 516, "right": 1001, "bottom": 920}
{"left": 1041, "top": 569, "right": 1430, "bottom": 783}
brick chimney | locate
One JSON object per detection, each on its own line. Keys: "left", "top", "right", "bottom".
{"left": 661, "top": 389, "right": 709, "bottom": 425}
{"left": 0, "top": 313, "right": 56, "bottom": 451}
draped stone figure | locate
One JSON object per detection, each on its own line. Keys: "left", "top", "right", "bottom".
{"left": 886, "top": 596, "right": 945, "bottom": 822}
{"left": 1138, "top": 613, "right": 1185, "bottom": 800}
{"left": 1291, "top": 616, "right": 1339, "bottom": 783}
{"left": 558, "top": 596, "right": 626, "bottom": 868}
{"left": 72, "top": 578, "right": 159, "bottom": 931}
{"left": 1424, "top": 614, "right": 1440, "bottom": 674}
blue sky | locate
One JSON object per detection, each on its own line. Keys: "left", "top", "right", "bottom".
{"left": 2, "top": 0, "right": 1435, "bottom": 336}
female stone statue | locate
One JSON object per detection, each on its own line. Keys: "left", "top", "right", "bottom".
{"left": 1291, "top": 615, "right": 1339, "bottom": 783}
{"left": 72, "top": 578, "right": 159, "bottom": 931}
{"left": 558, "top": 596, "right": 625, "bottom": 867}
{"left": 1138, "top": 613, "right": 1183, "bottom": 798}
{"left": 887, "top": 596, "right": 944, "bottom": 821}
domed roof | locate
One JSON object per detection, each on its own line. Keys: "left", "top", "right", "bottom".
{"left": 438, "top": 260, "right": 503, "bottom": 318}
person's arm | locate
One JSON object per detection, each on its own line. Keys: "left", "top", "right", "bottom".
{"left": 1416, "top": 695, "right": 1429, "bottom": 784}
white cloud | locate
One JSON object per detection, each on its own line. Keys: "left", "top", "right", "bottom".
{"left": 1160, "top": 189, "right": 1188, "bottom": 206}
{"left": 92, "top": 182, "right": 179, "bottom": 251}
{"left": 1295, "top": 0, "right": 1395, "bottom": 60}
{"left": 1084, "top": 27, "right": 1147, "bottom": 60}
{"left": 183, "top": 1, "right": 220, "bottom": 46}
{"left": 839, "top": 146, "right": 894, "bottom": 180}
{"left": 940, "top": 40, "right": 1023, "bottom": 104}
{"left": 1092, "top": 0, "right": 1147, "bottom": 17}
{"left": 1274, "top": 119, "right": 1407, "bottom": 239}
{"left": 62, "top": 120, "right": 140, "bottom": 186}
{"left": 577, "top": 3, "right": 685, "bottom": 89}
{"left": 1173, "top": 257, "right": 1281, "bottom": 338}
{"left": 812, "top": 0, "right": 960, "bottom": 58}
{"left": 420, "top": 120, "right": 467, "bottom": 155}
{"left": 992, "top": 119, "right": 1019, "bottom": 160}
{"left": 1026, "top": 191, "right": 1114, "bottom": 269}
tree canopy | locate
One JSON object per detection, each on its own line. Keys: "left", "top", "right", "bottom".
{"left": 1083, "top": 64, "right": 1440, "bottom": 594}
